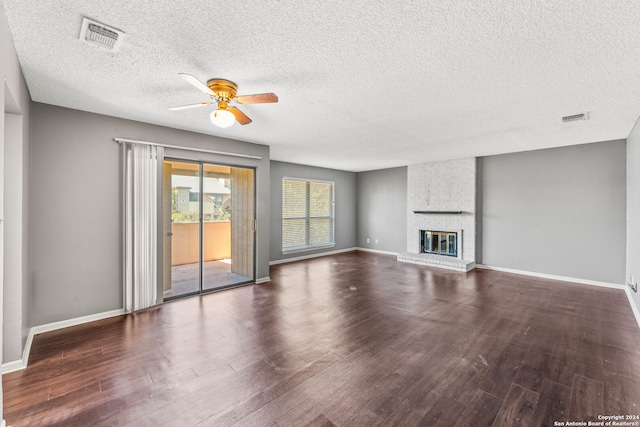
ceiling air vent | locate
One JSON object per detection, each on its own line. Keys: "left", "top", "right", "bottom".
{"left": 79, "top": 17, "right": 125, "bottom": 52}
{"left": 562, "top": 112, "right": 589, "bottom": 123}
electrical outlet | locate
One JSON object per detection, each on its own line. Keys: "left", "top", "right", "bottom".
{"left": 366, "top": 238, "right": 370, "bottom": 244}
{"left": 375, "top": 239, "right": 379, "bottom": 244}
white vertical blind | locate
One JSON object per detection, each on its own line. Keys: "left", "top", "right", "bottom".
{"left": 282, "top": 178, "right": 334, "bottom": 253}
{"left": 124, "top": 143, "right": 163, "bottom": 312}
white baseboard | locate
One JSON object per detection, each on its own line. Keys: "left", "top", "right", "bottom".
{"left": 625, "top": 286, "right": 640, "bottom": 330}
{"left": 1, "top": 359, "right": 25, "bottom": 374}
{"left": 476, "top": 264, "right": 624, "bottom": 290}
{"left": 255, "top": 276, "right": 271, "bottom": 284}
{"left": 269, "top": 247, "right": 358, "bottom": 265}
{"left": 2, "top": 308, "right": 126, "bottom": 374}
{"left": 29, "top": 308, "right": 126, "bottom": 337}
{"left": 356, "top": 247, "right": 399, "bottom": 256}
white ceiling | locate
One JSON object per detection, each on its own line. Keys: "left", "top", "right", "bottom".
{"left": 2, "top": 1, "right": 640, "bottom": 172}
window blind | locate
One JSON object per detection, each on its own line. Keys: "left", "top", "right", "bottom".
{"left": 282, "top": 178, "right": 335, "bottom": 253}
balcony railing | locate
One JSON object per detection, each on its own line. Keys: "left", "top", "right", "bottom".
{"left": 170, "top": 221, "right": 231, "bottom": 266}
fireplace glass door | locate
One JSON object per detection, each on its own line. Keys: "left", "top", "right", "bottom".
{"left": 421, "top": 230, "right": 458, "bottom": 257}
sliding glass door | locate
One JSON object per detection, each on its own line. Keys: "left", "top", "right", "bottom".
{"left": 162, "top": 160, "right": 255, "bottom": 300}
{"left": 201, "top": 164, "right": 254, "bottom": 291}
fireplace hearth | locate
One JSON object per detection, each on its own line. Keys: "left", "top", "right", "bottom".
{"left": 398, "top": 228, "right": 473, "bottom": 272}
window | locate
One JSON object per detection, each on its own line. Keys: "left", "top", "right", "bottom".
{"left": 282, "top": 177, "right": 335, "bottom": 253}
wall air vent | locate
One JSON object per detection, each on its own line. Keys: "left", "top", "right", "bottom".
{"left": 562, "top": 112, "right": 589, "bottom": 123}
{"left": 79, "top": 17, "right": 125, "bottom": 52}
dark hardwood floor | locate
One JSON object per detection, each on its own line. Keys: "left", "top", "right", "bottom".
{"left": 4, "top": 251, "right": 640, "bottom": 426}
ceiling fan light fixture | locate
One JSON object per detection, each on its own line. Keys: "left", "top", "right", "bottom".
{"left": 210, "top": 108, "right": 235, "bottom": 128}
{"left": 171, "top": 73, "right": 277, "bottom": 127}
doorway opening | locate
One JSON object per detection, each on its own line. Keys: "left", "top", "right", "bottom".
{"left": 162, "top": 160, "right": 255, "bottom": 300}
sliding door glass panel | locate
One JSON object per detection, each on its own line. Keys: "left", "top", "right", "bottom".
{"left": 202, "top": 164, "right": 254, "bottom": 291}
{"left": 201, "top": 164, "right": 233, "bottom": 291}
{"left": 230, "top": 167, "right": 255, "bottom": 283}
{"left": 163, "top": 160, "right": 201, "bottom": 299}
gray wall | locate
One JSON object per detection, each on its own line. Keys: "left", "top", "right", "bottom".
{"left": 627, "top": 119, "right": 640, "bottom": 310}
{"left": 356, "top": 167, "right": 407, "bottom": 253}
{"left": 2, "top": 6, "right": 32, "bottom": 369}
{"left": 4, "top": 113, "right": 28, "bottom": 363}
{"left": 269, "top": 161, "right": 356, "bottom": 263}
{"left": 30, "top": 103, "right": 270, "bottom": 326}
{"left": 479, "top": 140, "right": 627, "bottom": 283}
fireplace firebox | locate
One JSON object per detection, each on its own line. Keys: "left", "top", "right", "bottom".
{"left": 420, "top": 230, "right": 458, "bottom": 257}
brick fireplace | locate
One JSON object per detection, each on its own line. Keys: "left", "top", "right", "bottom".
{"left": 398, "top": 158, "right": 476, "bottom": 272}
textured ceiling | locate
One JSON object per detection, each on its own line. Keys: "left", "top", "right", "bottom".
{"left": 2, "top": 1, "right": 640, "bottom": 172}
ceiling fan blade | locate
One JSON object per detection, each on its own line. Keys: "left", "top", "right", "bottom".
{"left": 168, "top": 102, "right": 212, "bottom": 111}
{"left": 228, "top": 107, "right": 252, "bottom": 125}
{"left": 178, "top": 73, "right": 216, "bottom": 97}
{"left": 236, "top": 93, "right": 278, "bottom": 104}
